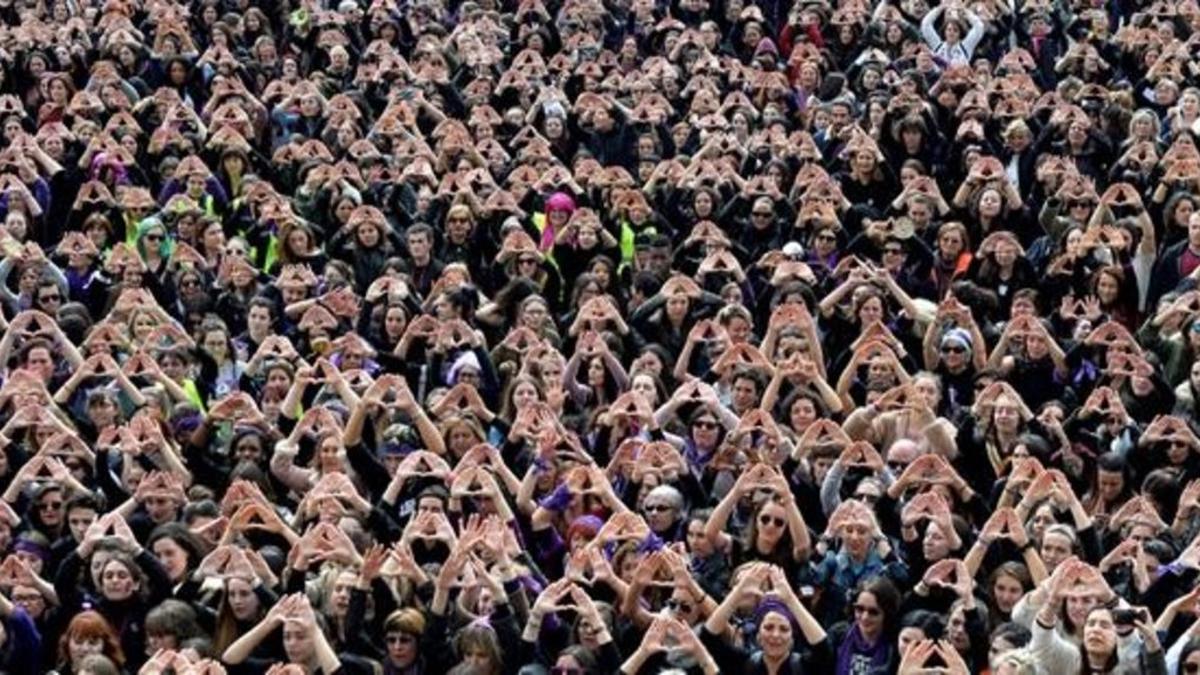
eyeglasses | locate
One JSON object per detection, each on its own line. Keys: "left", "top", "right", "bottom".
{"left": 759, "top": 515, "right": 786, "bottom": 528}
{"left": 752, "top": 211, "right": 772, "bottom": 217}
{"left": 854, "top": 604, "right": 882, "bottom": 617}
{"left": 39, "top": 294, "right": 62, "bottom": 303}
{"left": 38, "top": 501, "right": 63, "bottom": 511}
{"left": 519, "top": 257, "right": 539, "bottom": 265}
{"left": 941, "top": 345, "right": 965, "bottom": 354}
{"left": 643, "top": 504, "right": 672, "bottom": 513}
{"left": 180, "top": 279, "right": 201, "bottom": 288}
{"left": 886, "top": 460, "right": 908, "bottom": 473}
{"left": 693, "top": 420, "right": 718, "bottom": 430}
{"left": 385, "top": 634, "right": 416, "bottom": 645}
{"left": 145, "top": 233, "right": 164, "bottom": 242}
{"left": 666, "top": 599, "right": 694, "bottom": 613}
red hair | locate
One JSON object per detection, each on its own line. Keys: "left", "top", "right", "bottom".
{"left": 57, "top": 610, "right": 125, "bottom": 669}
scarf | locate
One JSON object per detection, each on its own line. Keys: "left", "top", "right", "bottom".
{"left": 835, "top": 624, "right": 890, "bottom": 675}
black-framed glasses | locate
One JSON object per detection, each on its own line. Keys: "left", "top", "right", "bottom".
{"left": 145, "top": 233, "right": 164, "bottom": 242}
{"left": 693, "top": 420, "right": 718, "bottom": 430}
{"left": 759, "top": 515, "right": 786, "bottom": 528}
{"left": 941, "top": 345, "right": 965, "bottom": 354}
{"left": 39, "top": 294, "right": 62, "bottom": 303}
{"left": 38, "top": 501, "right": 63, "bottom": 511}
{"left": 752, "top": 211, "right": 772, "bottom": 218}
{"left": 886, "top": 461, "right": 908, "bottom": 473}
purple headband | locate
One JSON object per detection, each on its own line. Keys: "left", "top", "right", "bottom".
{"left": 14, "top": 538, "right": 48, "bottom": 562}
{"left": 751, "top": 597, "right": 800, "bottom": 638}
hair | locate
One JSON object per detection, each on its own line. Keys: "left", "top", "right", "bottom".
{"left": 854, "top": 577, "right": 902, "bottom": 631}
{"left": 76, "top": 654, "right": 121, "bottom": 675}
{"left": 146, "top": 599, "right": 203, "bottom": 642}
{"left": 58, "top": 611, "right": 125, "bottom": 668}
{"left": 453, "top": 622, "right": 503, "bottom": 673}
{"left": 993, "top": 648, "right": 1038, "bottom": 675}
{"left": 384, "top": 607, "right": 427, "bottom": 636}
{"left": 900, "top": 609, "right": 944, "bottom": 640}
{"left": 147, "top": 523, "right": 206, "bottom": 574}
{"left": 555, "top": 644, "right": 599, "bottom": 674}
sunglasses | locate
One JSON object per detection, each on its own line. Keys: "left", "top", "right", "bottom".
{"left": 886, "top": 460, "right": 908, "bottom": 473}
{"left": 941, "top": 345, "right": 965, "bottom": 354}
{"left": 145, "top": 233, "right": 164, "bottom": 241}
{"left": 854, "top": 604, "right": 882, "bottom": 617}
{"left": 666, "top": 599, "right": 694, "bottom": 613}
{"left": 759, "top": 515, "right": 786, "bottom": 528}
{"left": 38, "top": 501, "right": 63, "bottom": 511}
{"left": 39, "top": 294, "right": 62, "bottom": 303}
{"left": 752, "top": 211, "right": 772, "bottom": 217}
{"left": 693, "top": 420, "right": 719, "bottom": 430}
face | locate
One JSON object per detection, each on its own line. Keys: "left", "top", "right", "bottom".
{"left": 1041, "top": 531, "right": 1074, "bottom": 571}
{"left": 67, "top": 507, "right": 97, "bottom": 543}
{"left": 202, "top": 330, "right": 228, "bottom": 362}
{"left": 225, "top": 576, "right": 260, "bottom": 621}
{"left": 636, "top": 488, "right": 676, "bottom": 532}
{"left": 283, "top": 622, "right": 314, "bottom": 663}
{"left": 331, "top": 571, "right": 355, "bottom": 617}
{"left": 757, "top": 612, "right": 794, "bottom": 659}
{"left": 152, "top": 538, "right": 190, "bottom": 583}
{"left": 854, "top": 591, "right": 884, "bottom": 637}
{"left": 512, "top": 382, "right": 539, "bottom": 410}
{"left": 732, "top": 377, "right": 758, "bottom": 412}
{"left": 101, "top": 559, "right": 138, "bottom": 601}
{"left": 992, "top": 573, "right": 1025, "bottom": 613}
{"left": 24, "top": 346, "right": 53, "bottom": 381}
{"left": 386, "top": 630, "right": 418, "bottom": 667}
{"left": 34, "top": 487, "right": 64, "bottom": 526}
{"left": 69, "top": 634, "right": 105, "bottom": 664}
{"left": 922, "top": 521, "right": 952, "bottom": 561}
{"left": 247, "top": 306, "right": 272, "bottom": 337}
{"left": 1082, "top": 607, "right": 1115, "bottom": 653}
{"left": 756, "top": 501, "right": 787, "bottom": 547}
{"left": 691, "top": 414, "right": 720, "bottom": 449}
{"left": 789, "top": 397, "right": 817, "bottom": 433}
{"left": 857, "top": 295, "right": 884, "bottom": 326}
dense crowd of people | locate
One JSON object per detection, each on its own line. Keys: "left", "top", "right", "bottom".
{"left": 2, "top": 0, "right": 1200, "bottom": 673}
